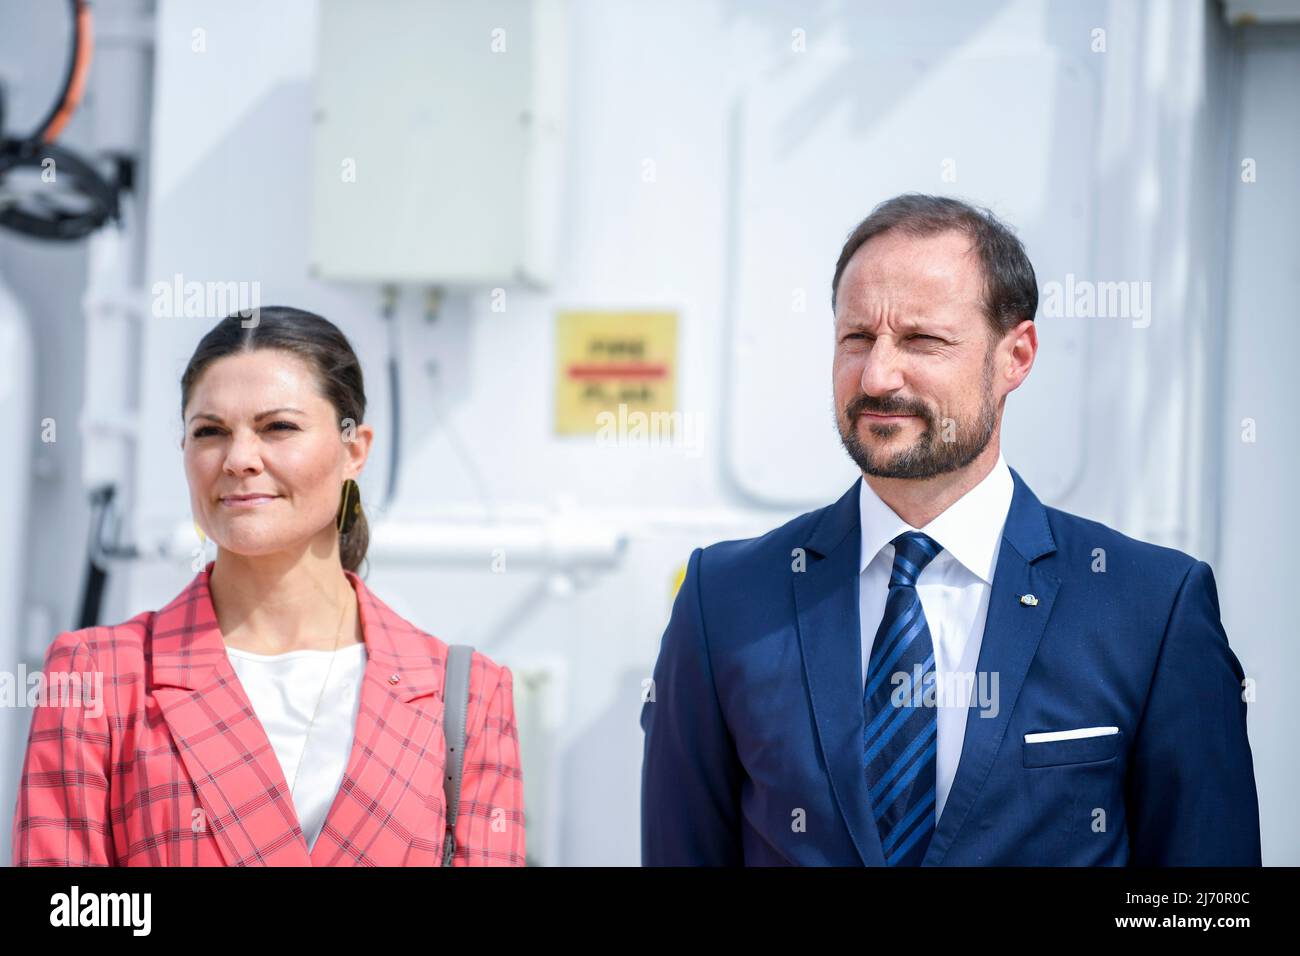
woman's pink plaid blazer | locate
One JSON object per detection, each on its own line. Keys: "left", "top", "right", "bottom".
{"left": 11, "top": 561, "right": 525, "bottom": 866}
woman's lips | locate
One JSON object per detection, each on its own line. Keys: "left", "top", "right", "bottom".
{"left": 220, "top": 495, "right": 279, "bottom": 508}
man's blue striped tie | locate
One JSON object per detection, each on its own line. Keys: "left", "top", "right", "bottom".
{"left": 864, "top": 530, "right": 942, "bottom": 866}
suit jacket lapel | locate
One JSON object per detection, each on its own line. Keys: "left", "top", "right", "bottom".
{"left": 151, "top": 563, "right": 310, "bottom": 866}
{"left": 309, "top": 574, "right": 443, "bottom": 866}
{"left": 794, "top": 478, "right": 885, "bottom": 866}
{"left": 151, "top": 561, "right": 444, "bottom": 867}
{"left": 921, "top": 466, "right": 1059, "bottom": 864}
{"left": 794, "top": 466, "right": 1060, "bottom": 867}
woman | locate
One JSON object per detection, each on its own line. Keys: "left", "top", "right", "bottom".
{"left": 11, "top": 306, "right": 525, "bottom": 866}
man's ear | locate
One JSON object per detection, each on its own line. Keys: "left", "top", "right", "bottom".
{"left": 1004, "top": 319, "right": 1037, "bottom": 390}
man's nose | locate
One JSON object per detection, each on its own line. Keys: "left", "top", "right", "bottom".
{"left": 859, "top": 338, "right": 905, "bottom": 395}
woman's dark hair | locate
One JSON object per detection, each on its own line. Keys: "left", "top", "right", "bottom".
{"left": 180, "top": 306, "right": 370, "bottom": 575}
{"left": 831, "top": 193, "right": 1038, "bottom": 340}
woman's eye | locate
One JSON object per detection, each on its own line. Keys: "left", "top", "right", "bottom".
{"left": 191, "top": 422, "right": 298, "bottom": 438}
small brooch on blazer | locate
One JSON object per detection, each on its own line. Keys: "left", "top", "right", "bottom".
{"left": 1019, "top": 593, "right": 1039, "bottom": 607}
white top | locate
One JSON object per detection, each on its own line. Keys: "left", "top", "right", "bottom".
{"left": 225, "top": 642, "right": 367, "bottom": 853}
{"left": 857, "top": 452, "right": 1015, "bottom": 824}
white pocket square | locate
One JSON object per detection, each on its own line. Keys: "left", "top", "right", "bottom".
{"left": 1023, "top": 726, "right": 1118, "bottom": 744}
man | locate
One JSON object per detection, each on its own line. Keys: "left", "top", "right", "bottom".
{"left": 639, "top": 193, "right": 1261, "bottom": 866}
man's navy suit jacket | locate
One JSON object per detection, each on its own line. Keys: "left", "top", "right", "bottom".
{"left": 640, "top": 467, "right": 1262, "bottom": 865}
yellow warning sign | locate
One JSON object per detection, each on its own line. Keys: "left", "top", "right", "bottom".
{"left": 554, "top": 310, "right": 677, "bottom": 435}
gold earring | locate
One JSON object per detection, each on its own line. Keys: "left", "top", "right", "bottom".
{"left": 337, "top": 478, "right": 361, "bottom": 534}
{"left": 194, "top": 521, "right": 206, "bottom": 545}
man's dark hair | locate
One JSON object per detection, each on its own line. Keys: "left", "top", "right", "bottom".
{"left": 831, "top": 193, "right": 1038, "bottom": 339}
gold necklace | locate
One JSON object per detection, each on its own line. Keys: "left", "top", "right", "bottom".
{"left": 288, "top": 586, "right": 354, "bottom": 799}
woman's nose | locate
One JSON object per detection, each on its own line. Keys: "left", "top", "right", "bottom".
{"left": 222, "top": 432, "right": 264, "bottom": 473}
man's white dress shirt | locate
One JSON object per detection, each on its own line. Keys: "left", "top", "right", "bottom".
{"left": 857, "top": 452, "right": 1015, "bottom": 824}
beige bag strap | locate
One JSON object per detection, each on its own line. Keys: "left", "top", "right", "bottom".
{"left": 441, "top": 644, "right": 473, "bottom": 866}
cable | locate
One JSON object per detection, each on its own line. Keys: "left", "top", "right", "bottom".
{"left": 379, "top": 285, "right": 402, "bottom": 513}
{"left": 31, "top": 0, "right": 92, "bottom": 144}
{"left": 0, "top": 0, "right": 125, "bottom": 241}
{"left": 0, "top": 140, "right": 122, "bottom": 239}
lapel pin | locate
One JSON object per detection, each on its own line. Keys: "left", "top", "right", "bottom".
{"left": 388, "top": 673, "right": 401, "bottom": 684}
{"left": 1020, "top": 594, "right": 1039, "bottom": 607}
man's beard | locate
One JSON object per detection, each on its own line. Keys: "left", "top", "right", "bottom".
{"left": 837, "top": 357, "right": 997, "bottom": 480}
